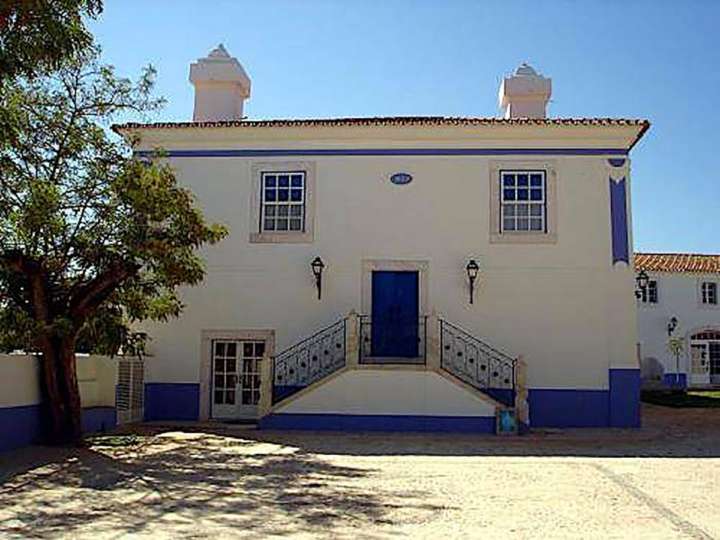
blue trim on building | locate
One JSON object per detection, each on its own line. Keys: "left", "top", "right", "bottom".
{"left": 0, "top": 404, "right": 43, "bottom": 452}
{"left": 662, "top": 373, "right": 688, "bottom": 389}
{"left": 609, "top": 177, "right": 630, "bottom": 264}
{"left": 259, "top": 413, "right": 496, "bottom": 433}
{"left": 609, "top": 368, "right": 641, "bottom": 427}
{"left": 81, "top": 407, "right": 117, "bottom": 433}
{"left": 485, "top": 388, "right": 515, "bottom": 406}
{"left": 144, "top": 383, "right": 200, "bottom": 421}
{"left": 528, "top": 389, "right": 610, "bottom": 427}
{"left": 1, "top": 404, "right": 117, "bottom": 452}
{"left": 137, "top": 147, "right": 629, "bottom": 159}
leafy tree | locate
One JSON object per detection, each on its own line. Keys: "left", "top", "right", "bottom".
{"left": 0, "top": 50, "right": 228, "bottom": 444}
{"left": 0, "top": 0, "right": 103, "bottom": 81}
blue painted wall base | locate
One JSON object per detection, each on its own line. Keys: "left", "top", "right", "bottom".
{"left": 1, "top": 404, "right": 118, "bottom": 452}
{"left": 82, "top": 407, "right": 117, "bottom": 434}
{"left": 662, "top": 373, "right": 687, "bottom": 389}
{"left": 528, "top": 369, "right": 641, "bottom": 428}
{"left": 0, "top": 404, "right": 43, "bottom": 452}
{"left": 259, "top": 413, "right": 496, "bottom": 433}
{"left": 609, "top": 368, "right": 641, "bottom": 427}
{"left": 528, "top": 389, "right": 609, "bottom": 427}
{"left": 144, "top": 383, "right": 200, "bottom": 421}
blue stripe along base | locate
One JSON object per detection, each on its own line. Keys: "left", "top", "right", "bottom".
{"left": 1, "top": 405, "right": 119, "bottom": 452}
{"left": 258, "top": 413, "right": 496, "bottom": 433}
{"left": 144, "top": 383, "right": 200, "bottom": 421}
{"left": 662, "top": 373, "right": 688, "bottom": 389}
{"left": 609, "top": 368, "right": 641, "bottom": 428}
{"left": 528, "top": 369, "right": 641, "bottom": 428}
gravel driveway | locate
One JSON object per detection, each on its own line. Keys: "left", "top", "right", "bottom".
{"left": 1, "top": 405, "right": 719, "bottom": 539}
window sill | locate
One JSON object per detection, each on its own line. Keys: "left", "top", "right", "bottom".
{"left": 489, "top": 232, "right": 558, "bottom": 245}
{"left": 249, "top": 232, "right": 314, "bottom": 244}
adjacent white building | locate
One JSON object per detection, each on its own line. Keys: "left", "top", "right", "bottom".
{"left": 114, "top": 46, "right": 649, "bottom": 432}
{"left": 636, "top": 253, "right": 720, "bottom": 389}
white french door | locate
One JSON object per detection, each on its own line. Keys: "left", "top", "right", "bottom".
{"left": 212, "top": 339, "right": 265, "bottom": 419}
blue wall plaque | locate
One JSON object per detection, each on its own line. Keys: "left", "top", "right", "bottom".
{"left": 390, "top": 172, "right": 413, "bottom": 185}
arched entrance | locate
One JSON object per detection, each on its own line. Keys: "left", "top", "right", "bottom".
{"left": 690, "top": 329, "right": 720, "bottom": 386}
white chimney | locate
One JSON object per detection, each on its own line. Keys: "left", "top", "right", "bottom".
{"left": 189, "top": 44, "right": 251, "bottom": 122}
{"left": 498, "top": 63, "right": 551, "bottom": 119}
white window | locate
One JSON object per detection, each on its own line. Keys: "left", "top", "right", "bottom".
{"left": 702, "top": 281, "right": 718, "bottom": 305}
{"left": 250, "top": 161, "right": 316, "bottom": 244}
{"left": 640, "top": 280, "right": 659, "bottom": 304}
{"left": 260, "top": 171, "right": 306, "bottom": 233}
{"left": 499, "top": 170, "right": 547, "bottom": 233}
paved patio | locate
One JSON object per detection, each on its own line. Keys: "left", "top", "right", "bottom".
{"left": 1, "top": 405, "right": 719, "bottom": 539}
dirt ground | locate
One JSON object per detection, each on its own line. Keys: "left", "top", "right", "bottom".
{"left": 1, "top": 404, "right": 719, "bottom": 539}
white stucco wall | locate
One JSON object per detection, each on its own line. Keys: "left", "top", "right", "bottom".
{"left": 276, "top": 370, "right": 496, "bottom": 416}
{"left": 637, "top": 272, "right": 720, "bottom": 380}
{"left": 0, "top": 355, "right": 117, "bottom": 409}
{"left": 133, "top": 124, "right": 640, "bottom": 395}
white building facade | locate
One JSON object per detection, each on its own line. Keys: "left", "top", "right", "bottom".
{"left": 114, "top": 47, "right": 649, "bottom": 432}
{"left": 636, "top": 253, "right": 720, "bottom": 389}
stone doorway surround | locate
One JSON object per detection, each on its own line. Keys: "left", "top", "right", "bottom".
{"left": 199, "top": 329, "right": 275, "bottom": 421}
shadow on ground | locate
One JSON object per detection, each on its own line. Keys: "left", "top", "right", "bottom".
{"left": 0, "top": 432, "right": 443, "bottom": 539}
{"left": 1, "top": 404, "right": 719, "bottom": 538}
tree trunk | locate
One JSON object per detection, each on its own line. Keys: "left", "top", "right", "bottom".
{"left": 40, "top": 336, "right": 83, "bottom": 445}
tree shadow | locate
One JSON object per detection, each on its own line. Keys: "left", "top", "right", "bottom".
{"left": 0, "top": 431, "right": 445, "bottom": 539}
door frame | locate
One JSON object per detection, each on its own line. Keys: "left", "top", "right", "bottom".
{"left": 361, "top": 259, "right": 428, "bottom": 316}
{"left": 361, "top": 259, "right": 428, "bottom": 362}
{"left": 199, "top": 329, "right": 275, "bottom": 421}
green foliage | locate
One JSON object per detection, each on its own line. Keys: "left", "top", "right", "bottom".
{"left": 0, "top": 50, "right": 228, "bottom": 355}
{"left": 0, "top": 0, "right": 103, "bottom": 81}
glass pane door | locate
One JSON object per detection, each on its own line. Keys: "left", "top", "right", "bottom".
{"left": 212, "top": 339, "right": 265, "bottom": 419}
{"left": 240, "top": 341, "right": 264, "bottom": 408}
{"left": 710, "top": 342, "right": 720, "bottom": 384}
{"left": 212, "top": 341, "right": 238, "bottom": 418}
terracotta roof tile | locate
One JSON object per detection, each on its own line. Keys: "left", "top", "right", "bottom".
{"left": 114, "top": 116, "right": 649, "bottom": 131}
{"left": 114, "top": 116, "right": 650, "bottom": 150}
{"left": 634, "top": 253, "right": 720, "bottom": 274}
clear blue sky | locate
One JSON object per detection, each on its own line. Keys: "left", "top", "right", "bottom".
{"left": 90, "top": 1, "right": 720, "bottom": 254}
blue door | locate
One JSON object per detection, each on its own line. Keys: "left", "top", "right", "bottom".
{"left": 371, "top": 271, "right": 419, "bottom": 357}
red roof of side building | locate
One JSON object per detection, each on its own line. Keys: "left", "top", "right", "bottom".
{"left": 634, "top": 253, "right": 720, "bottom": 274}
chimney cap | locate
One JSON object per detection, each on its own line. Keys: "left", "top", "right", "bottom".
{"left": 190, "top": 44, "right": 251, "bottom": 95}
{"left": 514, "top": 62, "right": 539, "bottom": 76}
{"left": 208, "top": 43, "right": 231, "bottom": 58}
{"left": 499, "top": 63, "right": 552, "bottom": 119}
{"left": 189, "top": 44, "right": 251, "bottom": 121}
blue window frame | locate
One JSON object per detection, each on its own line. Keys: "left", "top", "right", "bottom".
{"left": 500, "top": 170, "right": 547, "bottom": 233}
{"left": 261, "top": 171, "right": 306, "bottom": 232}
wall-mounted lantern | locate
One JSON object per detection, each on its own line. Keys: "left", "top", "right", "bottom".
{"left": 667, "top": 316, "right": 678, "bottom": 337}
{"left": 311, "top": 256, "right": 325, "bottom": 300}
{"left": 466, "top": 259, "right": 480, "bottom": 304}
{"left": 634, "top": 270, "right": 650, "bottom": 299}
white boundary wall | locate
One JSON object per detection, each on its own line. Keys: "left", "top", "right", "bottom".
{"left": 0, "top": 354, "right": 117, "bottom": 409}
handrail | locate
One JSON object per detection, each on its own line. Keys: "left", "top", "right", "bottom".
{"left": 273, "top": 318, "right": 347, "bottom": 359}
{"left": 439, "top": 318, "right": 517, "bottom": 407}
{"left": 270, "top": 318, "right": 347, "bottom": 405}
{"left": 439, "top": 319, "right": 516, "bottom": 364}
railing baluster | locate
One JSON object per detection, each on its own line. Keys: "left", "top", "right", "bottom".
{"left": 439, "top": 318, "right": 517, "bottom": 407}
{"left": 271, "top": 318, "right": 347, "bottom": 405}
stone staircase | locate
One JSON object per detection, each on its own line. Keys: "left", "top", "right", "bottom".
{"left": 259, "top": 311, "right": 528, "bottom": 431}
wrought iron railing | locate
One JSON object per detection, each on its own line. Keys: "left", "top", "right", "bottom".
{"left": 359, "top": 315, "right": 427, "bottom": 364}
{"left": 271, "top": 318, "right": 347, "bottom": 404}
{"left": 439, "top": 319, "right": 516, "bottom": 407}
